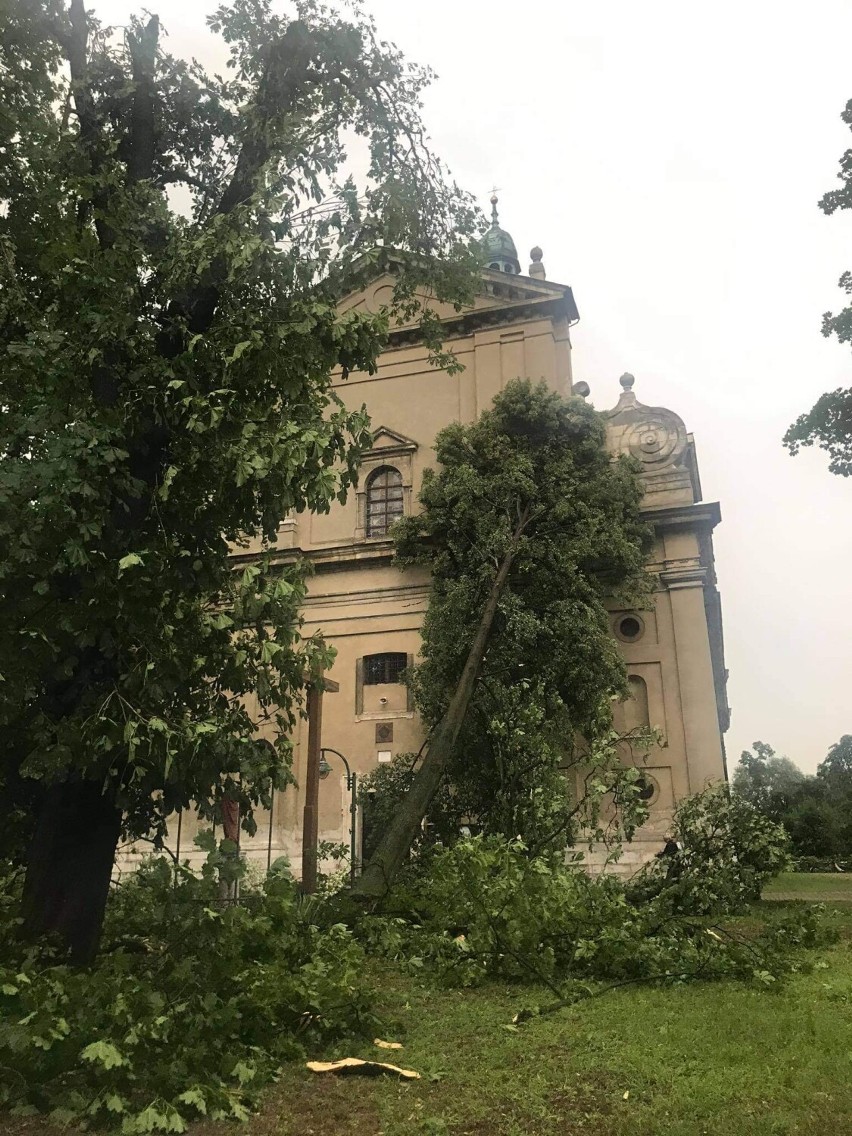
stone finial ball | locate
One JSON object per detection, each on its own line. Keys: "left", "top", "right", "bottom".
{"left": 490, "top": 194, "right": 499, "bottom": 205}
{"left": 530, "top": 246, "right": 543, "bottom": 262}
{"left": 572, "top": 381, "right": 591, "bottom": 398}
{"left": 619, "top": 372, "right": 635, "bottom": 390}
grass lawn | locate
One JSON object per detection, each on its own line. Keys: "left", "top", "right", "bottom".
{"left": 4, "top": 879, "right": 852, "bottom": 1136}
{"left": 192, "top": 892, "right": 852, "bottom": 1136}
{"left": 764, "top": 871, "right": 852, "bottom": 903}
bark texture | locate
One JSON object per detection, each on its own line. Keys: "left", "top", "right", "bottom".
{"left": 19, "top": 781, "right": 123, "bottom": 965}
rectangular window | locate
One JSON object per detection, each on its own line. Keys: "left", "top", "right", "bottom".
{"left": 364, "top": 652, "right": 407, "bottom": 685}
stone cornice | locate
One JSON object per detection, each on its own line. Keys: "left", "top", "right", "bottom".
{"left": 660, "top": 565, "right": 708, "bottom": 590}
{"left": 303, "top": 579, "right": 431, "bottom": 609}
{"left": 641, "top": 501, "right": 722, "bottom": 531}
{"left": 387, "top": 289, "right": 579, "bottom": 348}
{"left": 230, "top": 539, "right": 396, "bottom": 576}
{"left": 230, "top": 501, "right": 722, "bottom": 577}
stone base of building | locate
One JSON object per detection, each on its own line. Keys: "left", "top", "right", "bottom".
{"left": 116, "top": 831, "right": 666, "bottom": 885}
{"left": 571, "top": 840, "right": 664, "bottom": 881}
{"left": 114, "top": 831, "right": 346, "bottom": 884}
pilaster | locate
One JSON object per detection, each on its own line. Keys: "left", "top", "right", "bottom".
{"left": 661, "top": 567, "right": 726, "bottom": 791}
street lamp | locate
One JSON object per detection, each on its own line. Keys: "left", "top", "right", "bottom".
{"left": 319, "top": 747, "right": 359, "bottom": 886}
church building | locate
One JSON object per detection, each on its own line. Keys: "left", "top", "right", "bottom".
{"left": 177, "top": 198, "right": 730, "bottom": 876}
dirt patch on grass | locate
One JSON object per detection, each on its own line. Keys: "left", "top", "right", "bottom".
{"left": 0, "top": 1116, "right": 68, "bottom": 1136}
{"left": 192, "top": 1074, "right": 383, "bottom": 1136}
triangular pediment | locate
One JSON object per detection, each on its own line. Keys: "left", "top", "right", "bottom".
{"left": 367, "top": 426, "right": 418, "bottom": 456}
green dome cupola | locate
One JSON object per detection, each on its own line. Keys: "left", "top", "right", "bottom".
{"left": 480, "top": 194, "right": 521, "bottom": 274}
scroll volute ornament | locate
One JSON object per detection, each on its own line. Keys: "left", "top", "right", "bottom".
{"left": 625, "top": 414, "right": 687, "bottom": 469}
{"left": 606, "top": 373, "right": 688, "bottom": 472}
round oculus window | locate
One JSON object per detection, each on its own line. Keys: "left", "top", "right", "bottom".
{"left": 636, "top": 776, "right": 656, "bottom": 802}
{"left": 617, "top": 615, "right": 644, "bottom": 641}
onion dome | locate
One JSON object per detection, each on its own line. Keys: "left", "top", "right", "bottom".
{"left": 480, "top": 194, "right": 521, "bottom": 274}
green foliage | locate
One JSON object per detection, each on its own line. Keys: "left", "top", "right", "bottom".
{"left": 358, "top": 787, "right": 801, "bottom": 996}
{"left": 0, "top": 849, "right": 376, "bottom": 1132}
{"left": 356, "top": 786, "right": 804, "bottom": 999}
{"left": 359, "top": 732, "right": 657, "bottom": 871}
{"left": 781, "top": 788, "right": 850, "bottom": 861}
{"left": 733, "top": 736, "right": 852, "bottom": 861}
{"left": 817, "top": 733, "right": 852, "bottom": 788}
{"left": 784, "top": 387, "right": 852, "bottom": 475}
{"left": 392, "top": 379, "right": 652, "bottom": 846}
{"left": 314, "top": 839, "right": 351, "bottom": 897}
{"left": 793, "top": 854, "right": 851, "bottom": 872}
{"left": 0, "top": 0, "right": 479, "bottom": 861}
{"left": 784, "top": 98, "right": 852, "bottom": 473}
{"left": 631, "top": 785, "right": 791, "bottom": 913}
{"left": 391, "top": 836, "right": 654, "bottom": 988}
{"left": 358, "top": 753, "right": 475, "bottom": 861}
{"left": 732, "top": 741, "right": 805, "bottom": 819}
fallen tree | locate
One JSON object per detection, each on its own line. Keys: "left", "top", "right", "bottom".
{"left": 353, "top": 379, "right": 652, "bottom": 900}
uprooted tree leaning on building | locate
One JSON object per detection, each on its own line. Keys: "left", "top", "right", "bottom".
{"left": 353, "top": 379, "right": 653, "bottom": 900}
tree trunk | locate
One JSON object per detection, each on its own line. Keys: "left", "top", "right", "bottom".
{"left": 352, "top": 525, "right": 524, "bottom": 901}
{"left": 19, "top": 781, "right": 122, "bottom": 966}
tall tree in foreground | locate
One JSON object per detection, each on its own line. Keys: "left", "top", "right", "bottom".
{"left": 785, "top": 97, "right": 852, "bottom": 473}
{"left": 353, "top": 380, "right": 652, "bottom": 900}
{"left": 0, "top": 0, "right": 479, "bottom": 961}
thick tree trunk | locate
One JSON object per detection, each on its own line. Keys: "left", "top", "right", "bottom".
{"left": 352, "top": 525, "right": 524, "bottom": 901}
{"left": 19, "top": 781, "right": 122, "bottom": 966}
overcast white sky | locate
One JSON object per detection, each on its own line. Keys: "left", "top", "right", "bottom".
{"left": 98, "top": 0, "right": 852, "bottom": 773}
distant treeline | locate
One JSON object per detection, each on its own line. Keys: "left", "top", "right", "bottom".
{"left": 732, "top": 738, "right": 852, "bottom": 867}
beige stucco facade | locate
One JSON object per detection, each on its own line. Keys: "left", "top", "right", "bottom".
{"left": 160, "top": 245, "right": 729, "bottom": 878}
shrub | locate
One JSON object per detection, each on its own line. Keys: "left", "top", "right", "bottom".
{"left": 0, "top": 848, "right": 377, "bottom": 1132}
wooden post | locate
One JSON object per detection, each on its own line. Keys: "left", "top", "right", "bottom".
{"left": 301, "top": 683, "right": 322, "bottom": 894}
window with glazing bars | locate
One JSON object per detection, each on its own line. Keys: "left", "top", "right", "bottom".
{"left": 366, "top": 466, "right": 403, "bottom": 537}
{"left": 363, "top": 652, "right": 407, "bottom": 685}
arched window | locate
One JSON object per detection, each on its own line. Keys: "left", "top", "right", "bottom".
{"left": 624, "top": 675, "right": 650, "bottom": 731}
{"left": 366, "top": 466, "right": 403, "bottom": 537}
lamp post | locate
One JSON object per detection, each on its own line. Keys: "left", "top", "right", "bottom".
{"left": 301, "top": 676, "right": 339, "bottom": 894}
{"left": 319, "top": 747, "right": 358, "bottom": 886}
